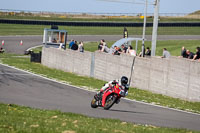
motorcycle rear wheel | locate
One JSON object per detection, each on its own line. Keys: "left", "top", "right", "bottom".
{"left": 91, "top": 98, "right": 98, "bottom": 108}
{"left": 104, "top": 94, "right": 117, "bottom": 110}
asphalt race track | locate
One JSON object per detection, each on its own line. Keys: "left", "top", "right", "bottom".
{"left": 0, "top": 64, "right": 200, "bottom": 131}
{"left": 1, "top": 35, "right": 200, "bottom": 54}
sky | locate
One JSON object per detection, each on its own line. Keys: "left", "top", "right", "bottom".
{"left": 0, "top": 0, "right": 200, "bottom": 15}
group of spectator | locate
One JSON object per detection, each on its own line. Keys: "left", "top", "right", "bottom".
{"left": 98, "top": 39, "right": 137, "bottom": 56}
{"left": 97, "top": 39, "right": 200, "bottom": 60}
{"left": 68, "top": 39, "right": 84, "bottom": 52}
{"left": 98, "top": 39, "right": 155, "bottom": 58}
{"left": 66, "top": 39, "right": 200, "bottom": 62}
{"left": 180, "top": 46, "right": 200, "bottom": 61}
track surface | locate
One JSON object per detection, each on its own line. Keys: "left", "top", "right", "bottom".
{"left": 1, "top": 35, "right": 200, "bottom": 54}
{"left": 0, "top": 64, "right": 200, "bottom": 131}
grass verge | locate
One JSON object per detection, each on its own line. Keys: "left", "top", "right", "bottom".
{"left": 0, "top": 51, "right": 200, "bottom": 114}
{"left": 0, "top": 23, "right": 200, "bottom": 35}
{"left": 1, "top": 103, "right": 198, "bottom": 133}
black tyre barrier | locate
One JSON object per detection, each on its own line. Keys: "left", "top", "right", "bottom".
{"left": 0, "top": 19, "right": 200, "bottom": 27}
{"left": 30, "top": 51, "right": 42, "bottom": 63}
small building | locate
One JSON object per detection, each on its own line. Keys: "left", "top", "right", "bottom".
{"left": 43, "top": 28, "right": 67, "bottom": 48}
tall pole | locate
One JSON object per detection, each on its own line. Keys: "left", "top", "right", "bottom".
{"left": 141, "top": 0, "right": 148, "bottom": 57}
{"left": 151, "top": 0, "right": 160, "bottom": 56}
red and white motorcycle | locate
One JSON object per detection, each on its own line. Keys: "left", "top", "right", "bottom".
{"left": 91, "top": 83, "right": 129, "bottom": 110}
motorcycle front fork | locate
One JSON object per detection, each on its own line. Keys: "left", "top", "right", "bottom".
{"left": 115, "top": 99, "right": 120, "bottom": 104}
{"left": 94, "top": 93, "right": 102, "bottom": 106}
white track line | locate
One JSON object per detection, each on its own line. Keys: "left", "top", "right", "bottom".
{"left": 0, "top": 63, "right": 200, "bottom": 116}
{"left": 26, "top": 45, "right": 43, "bottom": 51}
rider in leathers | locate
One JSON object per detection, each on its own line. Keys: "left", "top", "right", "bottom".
{"left": 97, "top": 76, "right": 129, "bottom": 98}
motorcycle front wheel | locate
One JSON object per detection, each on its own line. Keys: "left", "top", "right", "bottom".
{"left": 91, "top": 98, "right": 98, "bottom": 108}
{"left": 104, "top": 94, "right": 117, "bottom": 110}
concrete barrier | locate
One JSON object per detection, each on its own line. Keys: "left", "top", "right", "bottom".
{"left": 42, "top": 47, "right": 200, "bottom": 102}
{"left": 42, "top": 47, "right": 92, "bottom": 77}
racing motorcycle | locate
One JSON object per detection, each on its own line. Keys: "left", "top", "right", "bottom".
{"left": 91, "top": 83, "right": 129, "bottom": 110}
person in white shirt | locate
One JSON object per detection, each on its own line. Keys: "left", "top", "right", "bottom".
{"left": 127, "top": 45, "right": 136, "bottom": 56}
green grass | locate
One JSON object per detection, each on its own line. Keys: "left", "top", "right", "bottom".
{"left": 1, "top": 103, "right": 198, "bottom": 133}
{"left": 127, "top": 88, "right": 200, "bottom": 113}
{"left": 1, "top": 49, "right": 200, "bottom": 114}
{"left": 0, "top": 23, "right": 200, "bottom": 35}
{"left": 0, "top": 24, "right": 46, "bottom": 35}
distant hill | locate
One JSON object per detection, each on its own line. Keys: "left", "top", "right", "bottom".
{"left": 185, "top": 10, "right": 200, "bottom": 19}
{"left": 189, "top": 10, "right": 200, "bottom": 15}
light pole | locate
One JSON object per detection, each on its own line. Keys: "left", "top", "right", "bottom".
{"left": 151, "top": 0, "right": 160, "bottom": 56}
{"left": 97, "top": 0, "right": 154, "bottom": 57}
{"left": 141, "top": 0, "right": 148, "bottom": 57}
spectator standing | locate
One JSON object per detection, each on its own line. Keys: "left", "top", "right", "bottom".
{"left": 69, "top": 40, "right": 75, "bottom": 49}
{"left": 127, "top": 45, "right": 136, "bottom": 56}
{"left": 145, "top": 47, "right": 151, "bottom": 56}
{"left": 113, "top": 46, "right": 122, "bottom": 55}
{"left": 98, "top": 39, "right": 105, "bottom": 51}
{"left": 193, "top": 47, "right": 200, "bottom": 61}
{"left": 180, "top": 46, "right": 187, "bottom": 58}
{"left": 71, "top": 41, "right": 78, "bottom": 50}
{"left": 101, "top": 42, "right": 110, "bottom": 53}
{"left": 161, "top": 48, "right": 170, "bottom": 58}
{"left": 121, "top": 44, "right": 128, "bottom": 53}
{"left": 78, "top": 41, "right": 84, "bottom": 52}
{"left": 186, "top": 50, "right": 194, "bottom": 59}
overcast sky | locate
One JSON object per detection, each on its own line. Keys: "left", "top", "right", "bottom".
{"left": 1, "top": 0, "right": 200, "bottom": 14}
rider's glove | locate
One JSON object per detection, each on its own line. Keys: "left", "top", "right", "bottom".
{"left": 125, "top": 84, "right": 129, "bottom": 90}
{"left": 112, "top": 80, "right": 117, "bottom": 85}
